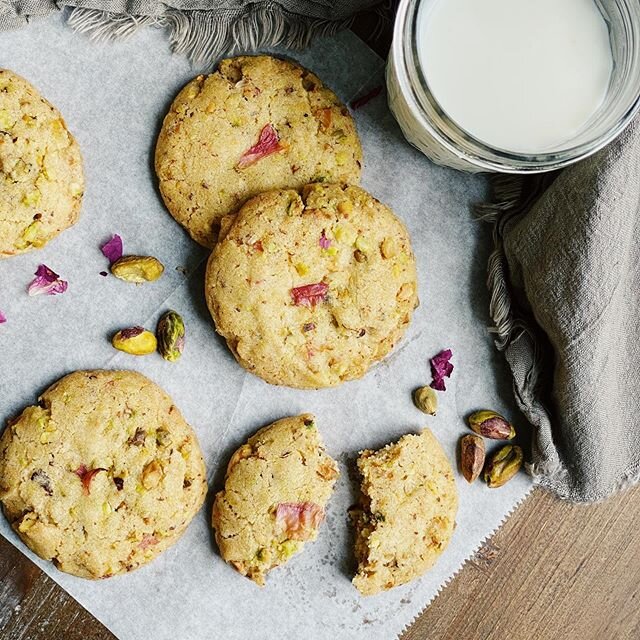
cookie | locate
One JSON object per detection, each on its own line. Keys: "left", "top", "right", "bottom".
{"left": 0, "top": 69, "right": 83, "bottom": 258}
{"left": 212, "top": 414, "right": 338, "bottom": 585}
{"left": 351, "top": 429, "right": 458, "bottom": 595}
{"left": 205, "top": 183, "right": 418, "bottom": 389}
{"left": 0, "top": 370, "right": 207, "bottom": 579}
{"left": 155, "top": 55, "right": 362, "bottom": 248}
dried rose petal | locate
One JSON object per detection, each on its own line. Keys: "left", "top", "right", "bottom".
{"left": 237, "top": 124, "right": 283, "bottom": 169}
{"left": 139, "top": 534, "right": 159, "bottom": 550}
{"left": 430, "top": 348, "right": 454, "bottom": 391}
{"left": 100, "top": 234, "right": 123, "bottom": 264}
{"left": 319, "top": 230, "right": 331, "bottom": 250}
{"left": 113, "top": 477, "right": 124, "bottom": 491}
{"left": 0, "top": 310, "right": 5, "bottom": 324}
{"left": 276, "top": 502, "right": 324, "bottom": 541}
{"left": 350, "top": 86, "right": 383, "bottom": 110}
{"left": 75, "top": 465, "right": 106, "bottom": 495}
{"left": 27, "top": 264, "right": 68, "bottom": 297}
{"left": 99, "top": 271, "right": 108, "bottom": 277}
{"left": 291, "top": 282, "right": 329, "bottom": 307}
{"left": 302, "top": 322, "right": 316, "bottom": 332}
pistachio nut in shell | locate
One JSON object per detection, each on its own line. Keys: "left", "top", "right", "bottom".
{"left": 484, "top": 445, "right": 524, "bottom": 488}
{"left": 468, "top": 410, "right": 515, "bottom": 440}
{"left": 460, "top": 434, "right": 485, "bottom": 483}
{"left": 156, "top": 310, "right": 185, "bottom": 362}
{"left": 413, "top": 386, "right": 438, "bottom": 415}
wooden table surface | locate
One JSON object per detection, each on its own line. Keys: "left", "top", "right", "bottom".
{"left": 3, "top": 12, "right": 640, "bottom": 640}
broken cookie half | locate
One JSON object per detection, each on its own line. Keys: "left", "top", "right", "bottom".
{"left": 351, "top": 428, "right": 458, "bottom": 595}
{"left": 212, "top": 414, "right": 339, "bottom": 585}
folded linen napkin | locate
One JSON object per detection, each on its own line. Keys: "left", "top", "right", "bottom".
{"left": 480, "top": 115, "right": 640, "bottom": 502}
{"left": 0, "top": 0, "right": 380, "bottom": 61}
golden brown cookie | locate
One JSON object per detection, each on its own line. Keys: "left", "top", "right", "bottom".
{"left": 212, "top": 414, "right": 338, "bottom": 585}
{"left": 0, "top": 69, "right": 83, "bottom": 258}
{"left": 205, "top": 183, "right": 418, "bottom": 389}
{"left": 0, "top": 370, "right": 207, "bottom": 579}
{"left": 351, "top": 429, "right": 458, "bottom": 595}
{"left": 155, "top": 55, "right": 362, "bottom": 248}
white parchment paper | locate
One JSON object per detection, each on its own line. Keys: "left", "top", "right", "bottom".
{"left": 0, "top": 15, "right": 532, "bottom": 640}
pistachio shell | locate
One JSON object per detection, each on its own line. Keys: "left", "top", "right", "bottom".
{"left": 156, "top": 310, "right": 185, "bottom": 362}
{"left": 484, "top": 445, "right": 524, "bottom": 488}
{"left": 413, "top": 386, "right": 438, "bottom": 415}
{"left": 468, "top": 410, "right": 516, "bottom": 440}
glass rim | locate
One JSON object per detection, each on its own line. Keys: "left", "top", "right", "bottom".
{"left": 392, "top": 0, "right": 640, "bottom": 174}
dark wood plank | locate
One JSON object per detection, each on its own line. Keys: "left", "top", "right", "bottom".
{"left": 0, "top": 538, "right": 114, "bottom": 640}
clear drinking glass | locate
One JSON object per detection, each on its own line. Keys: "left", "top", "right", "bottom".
{"left": 387, "top": 0, "right": 640, "bottom": 173}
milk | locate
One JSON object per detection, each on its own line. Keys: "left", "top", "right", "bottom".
{"left": 417, "top": 0, "right": 613, "bottom": 153}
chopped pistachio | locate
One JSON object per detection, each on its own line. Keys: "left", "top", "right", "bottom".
{"left": 355, "top": 235, "right": 371, "bottom": 253}
{"left": 22, "top": 190, "right": 41, "bottom": 206}
{"left": 295, "top": 262, "right": 310, "bottom": 276}
{"left": 326, "top": 246, "right": 339, "bottom": 257}
{"left": 334, "top": 224, "right": 356, "bottom": 245}
{"left": 381, "top": 237, "right": 399, "bottom": 259}
{"left": 335, "top": 150, "right": 349, "bottom": 166}
{"left": 337, "top": 200, "right": 353, "bottom": 215}
{"left": 0, "top": 109, "right": 14, "bottom": 130}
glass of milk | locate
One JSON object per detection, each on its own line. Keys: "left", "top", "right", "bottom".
{"left": 387, "top": 0, "right": 640, "bottom": 173}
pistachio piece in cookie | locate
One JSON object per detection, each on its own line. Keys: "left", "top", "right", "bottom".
{"left": 0, "top": 370, "right": 207, "bottom": 579}
{"left": 212, "top": 414, "right": 339, "bottom": 586}
{"left": 205, "top": 183, "right": 418, "bottom": 389}
{"left": 351, "top": 429, "right": 458, "bottom": 595}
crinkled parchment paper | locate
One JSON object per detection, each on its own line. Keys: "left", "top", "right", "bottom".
{"left": 0, "top": 16, "right": 532, "bottom": 640}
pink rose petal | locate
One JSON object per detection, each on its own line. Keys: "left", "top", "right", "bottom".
{"left": 100, "top": 234, "right": 123, "bottom": 264}
{"left": 429, "top": 348, "right": 454, "bottom": 391}
{"left": 276, "top": 502, "right": 324, "bottom": 541}
{"left": 290, "top": 282, "right": 329, "bottom": 307}
{"left": 27, "top": 264, "right": 68, "bottom": 297}
{"left": 0, "top": 310, "right": 5, "bottom": 324}
{"left": 237, "top": 124, "right": 283, "bottom": 169}
{"left": 319, "top": 230, "right": 331, "bottom": 250}
{"left": 74, "top": 465, "right": 106, "bottom": 496}
{"left": 139, "top": 534, "right": 159, "bottom": 550}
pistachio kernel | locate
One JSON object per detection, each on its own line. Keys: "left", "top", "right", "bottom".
{"left": 111, "top": 255, "right": 165, "bottom": 283}
{"left": 112, "top": 326, "right": 157, "bottom": 356}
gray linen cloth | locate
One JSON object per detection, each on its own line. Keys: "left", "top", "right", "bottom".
{"left": 481, "top": 115, "right": 640, "bottom": 502}
{"left": 0, "top": 0, "right": 379, "bottom": 61}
